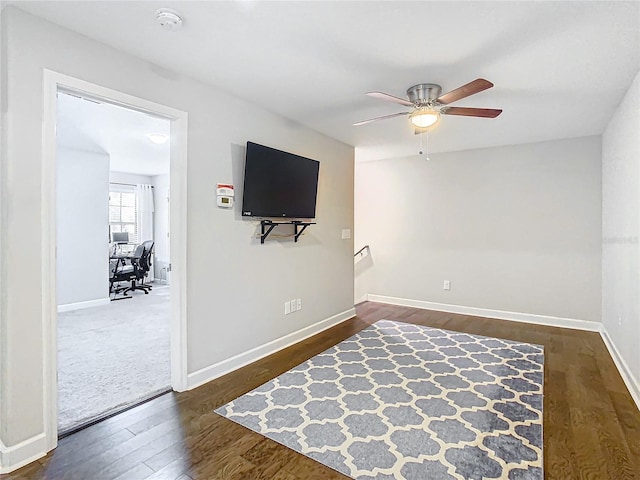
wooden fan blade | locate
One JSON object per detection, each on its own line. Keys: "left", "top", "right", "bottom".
{"left": 442, "top": 107, "right": 502, "bottom": 118}
{"left": 353, "top": 111, "right": 409, "bottom": 126}
{"left": 366, "top": 91, "right": 414, "bottom": 107}
{"left": 436, "top": 79, "right": 494, "bottom": 105}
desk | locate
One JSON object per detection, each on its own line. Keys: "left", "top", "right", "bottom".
{"left": 110, "top": 254, "right": 131, "bottom": 270}
{"left": 109, "top": 242, "right": 138, "bottom": 269}
{"left": 111, "top": 242, "right": 137, "bottom": 256}
{"left": 109, "top": 253, "right": 135, "bottom": 277}
{"left": 109, "top": 253, "right": 136, "bottom": 300}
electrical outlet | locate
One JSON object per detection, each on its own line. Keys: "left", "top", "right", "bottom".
{"left": 443, "top": 280, "right": 451, "bottom": 291}
{"left": 291, "top": 298, "right": 297, "bottom": 312}
{"left": 296, "top": 298, "right": 302, "bottom": 310}
{"left": 341, "top": 229, "right": 351, "bottom": 239}
{"left": 285, "top": 301, "right": 291, "bottom": 315}
{"left": 618, "top": 316, "right": 622, "bottom": 327}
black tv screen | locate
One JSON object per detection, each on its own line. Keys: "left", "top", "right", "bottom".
{"left": 242, "top": 142, "right": 320, "bottom": 218}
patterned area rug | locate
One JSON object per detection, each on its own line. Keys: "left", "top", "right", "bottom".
{"left": 216, "top": 320, "right": 544, "bottom": 479}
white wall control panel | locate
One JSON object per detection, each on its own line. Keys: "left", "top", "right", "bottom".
{"left": 217, "top": 183, "right": 234, "bottom": 208}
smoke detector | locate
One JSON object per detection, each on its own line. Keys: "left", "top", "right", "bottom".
{"left": 156, "top": 8, "right": 183, "bottom": 31}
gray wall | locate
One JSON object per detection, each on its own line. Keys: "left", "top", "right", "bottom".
{"left": 0, "top": 7, "right": 354, "bottom": 448}
{"left": 602, "top": 70, "right": 640, "bottom": 387}
{"left": 355, "top": 136, "right": 602, "bottom": 322}
{"left": 56, "top": 147, "right": 109, "bottom": 306}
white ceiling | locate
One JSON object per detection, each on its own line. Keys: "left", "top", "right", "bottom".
{"left": 13, "top": 1, "right": 640, "bottom": 161}
{"left": 57, "top": 92, "right": 170, "bottom": 176}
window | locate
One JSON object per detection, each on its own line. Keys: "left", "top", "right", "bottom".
{"left": 109, "top": 188, "right": 137, "bottom": 244}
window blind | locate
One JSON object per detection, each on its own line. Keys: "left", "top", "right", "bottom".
{"left": 109, "top": 186, "right": 138, "bottom": 244}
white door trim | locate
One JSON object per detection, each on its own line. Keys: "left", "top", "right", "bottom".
{"left": 42, "top": 70, "right": 188, "bottom": 452}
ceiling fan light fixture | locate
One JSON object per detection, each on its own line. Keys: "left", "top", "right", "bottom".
{"left": 146, "top": 133, "right": 168, "bottom": 144}
{"left": 410, "top": 109, "right": 440, "bottom": 128}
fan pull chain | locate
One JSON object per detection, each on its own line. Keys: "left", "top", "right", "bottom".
{"left": 426, "top": 131, "right": 430, "bottom": 160}
{"left": 419, "top": 131, "right": 430, "bottom": 160}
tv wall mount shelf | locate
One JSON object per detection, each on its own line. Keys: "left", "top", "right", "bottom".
{"left": 260, "top": 220, "right": 315, "bottom": 244}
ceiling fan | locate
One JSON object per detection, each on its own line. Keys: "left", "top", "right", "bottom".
{"left": 353, "top": 78, "right": 502, "bottom": 132}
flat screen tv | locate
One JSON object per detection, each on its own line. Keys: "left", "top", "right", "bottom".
{"left": 242, "top": 141, "right": 320, "bottom": 219}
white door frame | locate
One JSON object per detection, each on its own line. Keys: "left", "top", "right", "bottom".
{"left": 42, "top": 70, "right": 188, "bottom": 451}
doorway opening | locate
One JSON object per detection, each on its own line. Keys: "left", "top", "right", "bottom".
{"left": 55, "top": 91, "right": 173, "bottom": 435}
{"left": 42, "top": 71, "right": 188, "bottom": 450}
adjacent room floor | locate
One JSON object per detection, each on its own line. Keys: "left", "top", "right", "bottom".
{"left": 57, "top": 284, "right": 171, "bottom": 435}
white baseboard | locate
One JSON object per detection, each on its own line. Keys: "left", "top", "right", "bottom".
{"left": 367, "top": 294, "right": 601, "bottom": 332}
{"left": 0, "top": 434, "right": 47, "bottom": 474}
{"left": 187, "top": 308, "right": 356, "bottom": 390}
{"left": 599, "top": 326, "right": 640, "bottom": 411}
{"left": 57, "top": 297, "right": 110, "bottom": 313}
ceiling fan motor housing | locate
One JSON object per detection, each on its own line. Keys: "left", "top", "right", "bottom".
{"left": 407, "top": 84, "right": 442, "bottom": 105}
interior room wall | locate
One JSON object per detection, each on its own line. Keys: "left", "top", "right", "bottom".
{"left": 355, "top": 136, "right": 602, "bottom": 322}
{"left": 56, "top": 147, "right": 110, "bottom": 306}
{"left": 0, "top": 6, "right": 354, "bottom": 453}
{"left": 151, "top": 173, "right": 170, "bottom": 282}
{"left": 602, "top": 70, "right": 640, "bottom": 389}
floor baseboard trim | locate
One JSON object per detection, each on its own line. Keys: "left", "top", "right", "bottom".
{"left": 57, "top": 297, "right": 110, "bottom": 313}
{"left": 367, "top": 294, "right": 601, "bottom": 332}
{"left": 599, "top": 326, "right": 640, "bottom": 411}
{"left": 187, "top": 307, "right": 357, "bottom": 390}
{"left": 0, "top": 434, "right": 47, "bottom": 474}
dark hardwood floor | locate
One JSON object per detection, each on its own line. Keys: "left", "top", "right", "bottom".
{"left": 4, "top": 302, "right": 639, "bottom": 479}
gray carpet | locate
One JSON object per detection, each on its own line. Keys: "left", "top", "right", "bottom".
{"left": 216, "top": 320, "right": 544, "bottom": 480}
{"left": 57, "top": 285, "right": 171, "bottom": 433}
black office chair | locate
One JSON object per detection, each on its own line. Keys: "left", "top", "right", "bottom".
{"left": 138, "top": 240, "right": 154, "bottom": 289}
{"left": 122, "top": 241, "right": 154, "bottom": 295}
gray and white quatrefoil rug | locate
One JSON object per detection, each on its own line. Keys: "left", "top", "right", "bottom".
{"left": 215, "top": 319, "right": 544, "bottom": 479}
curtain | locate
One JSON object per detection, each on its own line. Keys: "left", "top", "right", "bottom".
{"left": 136, "top": 184, "right": 155, "bottom": 279}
